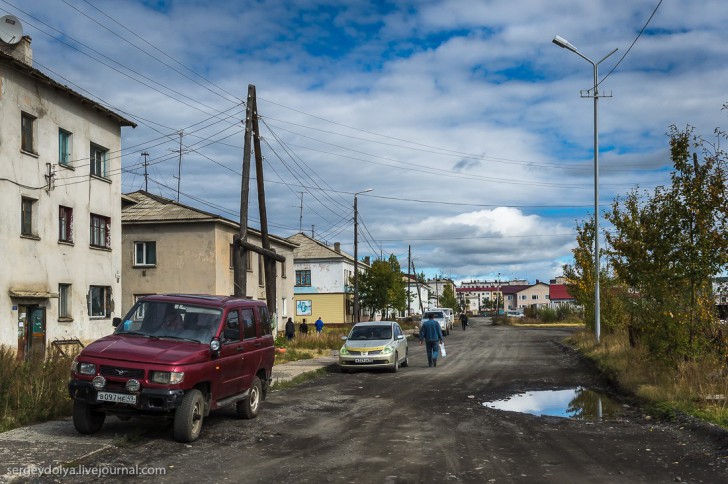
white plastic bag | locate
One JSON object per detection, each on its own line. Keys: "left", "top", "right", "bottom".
{"left": 439, "top": 342, "right": 446, "bottom": 357}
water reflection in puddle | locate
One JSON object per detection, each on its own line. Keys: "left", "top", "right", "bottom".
{"left": 482, "top": 387, "right": 621, "bottom": 420}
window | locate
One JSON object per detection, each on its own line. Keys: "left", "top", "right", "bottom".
{"left": 21, "top": 112, "right": 36, "bottom": 153}
{"left": 281, "top": 260, "right": 286, "bottom": 278}
{"left": 532, "top": 295, "right": 538, "bottom": 300}
{"left": 90, "top": 143, "right": 108, "bottom": 177}
{"left": 21, "top": 197, "right": 37, "bottom": 237}
{"left": 59, "top": 284, "right": 71, "bottom": 319}
{"left": 134, "top": 241, "right": 156, "bottom": 266}
{"left": 520, "top": 295, "right": 527, "bottom": 300}
{"left": 90, "top": 213, "right": 111, "bottom": 248}
{"left": 296, "top": 270, "right": 311, "bottom": 287}
{"left": 247, "top": 249, "right": 253, "bottom": 272}
{"left": 59, "top": 129, "right": 72, "bottom": 166}
{"left": 223, "top": 310, "right": 240, "bottom": 341}
{"left": 242, "top": 308, "right": 256, "bottom": 339}
{"left": 88, "top": 286, "right": 111, "bottom": 318}
{"left": 258, "top": 254, "right": 264, "bottom": 286}
{"left": 258, "top": 306, "right": 272, "bottom": 336}
{"left": 59, "top": 206, "right": 73, "bottom": 243}
{"left": 229, "top": 243, "right": 234, "bottom": 269}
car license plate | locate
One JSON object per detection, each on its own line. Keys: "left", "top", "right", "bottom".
{"left": 97, "top": 392, "right": 137, "bottom": 404}
{"left": 354, "top": 358, "right": 373, "bottom": 363}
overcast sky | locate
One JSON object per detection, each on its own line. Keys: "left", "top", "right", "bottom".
{"left": 8, "top": 0, "right": 728, "bottom": 284}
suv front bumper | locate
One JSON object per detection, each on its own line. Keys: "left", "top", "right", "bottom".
{"left": 68, "top": 380, "right": 185, "bottom": 412}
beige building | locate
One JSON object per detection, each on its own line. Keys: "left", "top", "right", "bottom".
{"left": 0, "top": 37, "right": 135, "bottom": 357}
{"left": 121, "top": 191, "right": 296, "bottom": 334}
{"left": 287, "top": 233, "right": 370, "bottom": 324}
{"left": 514, "top": 282, "right": 551, "bottom": 310}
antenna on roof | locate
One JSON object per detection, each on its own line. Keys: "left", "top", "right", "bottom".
{"left": 0, "top": 15, "right": 23, "bottom": 45}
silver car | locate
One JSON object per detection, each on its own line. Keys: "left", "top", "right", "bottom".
{"left": 338, "top": 321, "right": 409, "bottom": 373}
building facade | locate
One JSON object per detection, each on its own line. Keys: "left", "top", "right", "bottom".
{"left": 0, "top": 37, "right": 135, "bottom": 357}
{"left": 121, "top": 191, "right": 296, "bottom": 334}
{"left": 287, "top": 233, "right": 370, "bottom": 324}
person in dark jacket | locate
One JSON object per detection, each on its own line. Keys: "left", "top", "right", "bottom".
{"left": 285, "top": 318, "right": 295, "bottom": 340}
{"left": 299, "top": 319, "right": 309, "bottom": 335}
{"left": 419, "top": 312, "right": 444, "bottom": 367}
{"left": 460, "top": 312, "right": 469, "bottom": 330}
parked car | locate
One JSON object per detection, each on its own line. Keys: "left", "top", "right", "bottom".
{"left": 68, "top": 294, "right": 275, "bottom": 443}
{"left": 437, "top": 307, "right": 455, "bottom": 331}
{"left": 416, "top": 310, "right": 450, "bottom": 336}
{"left": 506, "top": 310, "right": 525, "bottom": 318}
{"left": 339, "top": 321, "right": 409, "bottom": 373}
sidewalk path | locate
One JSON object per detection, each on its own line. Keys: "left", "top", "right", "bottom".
{"left": 0, "top": 355, "right": 338, "bottom": 482}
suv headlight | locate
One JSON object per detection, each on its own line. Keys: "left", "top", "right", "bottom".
{"left": 339, "top": 346, "right": 349, "bottom": 355}
{"left": 73, "top": 360, "right": 96, "bottom": 375}
{"left": 382, "top": 346, "right": 393, "bottom": 354}
{"left": 150, "top": 371, "right": 184, "bottom": 384}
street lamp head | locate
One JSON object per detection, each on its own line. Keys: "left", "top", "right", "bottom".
{"left": 356, "top": 188, "right": 373, "bottom": 196}
{"left": 552, "top": 35, "right": 578, "bottom": 53}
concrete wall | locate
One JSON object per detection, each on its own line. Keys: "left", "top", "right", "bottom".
{"left": 1, "top": 61, "right": 125, "bottom": 349}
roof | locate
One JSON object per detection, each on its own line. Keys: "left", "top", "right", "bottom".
{"left": 456, "top": 286, "right": 499, "bottom": 293}
{"left": 0, "top": 50, "right": 136, "bottom": 128}
{"left": 500, "top": 285, "right": 531, "bottom": 295}
{"left": 287, "top": 233, "right": 368, "bottom": 266}
{"left": 122, "top": 191, "right": 296, "bottom": 248}
{"left": 549, "top": 284, "right": 574, "bottom": 300}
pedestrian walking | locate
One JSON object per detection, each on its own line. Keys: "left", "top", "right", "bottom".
{"left": 285, "top": 317, "right": 295, "bottom": 341}
{"left": 460, "top": 312, "right": 469, "bottom": 331}
{"left": 299, "top": 319, "right": 309, "bottom": 336}
{"left": 314, "top": 317, "right": 324, "bottom": 335}
{"left": 419, "top": 312, "right": 444, "bottom": 367}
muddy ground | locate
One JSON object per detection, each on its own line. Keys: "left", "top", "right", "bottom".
{"left": 30, "top": 318, "right": 728, "bottom": 483}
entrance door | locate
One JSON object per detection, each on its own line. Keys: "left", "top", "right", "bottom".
{"left": 18, "top": 305, "right": 46, "bottom": 360}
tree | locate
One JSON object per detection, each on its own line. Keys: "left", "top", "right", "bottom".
{"left": 356, "top": 254, "right": 408, "bottom": 319}
{"left": 439, "top": 284, "right": 458, "bottom": 313}
{"left": 604, "top": 125, "right": 728, "bottom": 362}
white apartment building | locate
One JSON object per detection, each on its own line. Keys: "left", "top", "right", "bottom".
{"left": 0, "top": 37, "right": 135, "bottom": 358}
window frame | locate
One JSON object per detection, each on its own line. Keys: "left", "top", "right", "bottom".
{"left": 295, "top": 270, "right": 312, "bottom": 287}
{"left": 59, "top": 283, "right": 72, "bottom": 320}
{"left": 59, "top": 129, "right": 73, "bottom": 167}
{"left": 90, "top": 143, "right": 109, "bottom": 178}
{"left": 134, "top": 241, "right": 157, "bottom": 266}
{"left": 59, "top": 205, "right": 73, "bottom": 243}
{"left": 88, "top": 285, "right": 112, "bottom": 319}
{"left": 21, "top": 112, "right": 36, "bottom": 154}
{"left": 89, "top": 213, "right": 111, "bottom": 249}
{"left": 21, "top": 197, "right": 36, "bottom": 237}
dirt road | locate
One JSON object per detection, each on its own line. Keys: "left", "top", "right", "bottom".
{"left": 47, "top": 318, "right": 728, "bottom": 483}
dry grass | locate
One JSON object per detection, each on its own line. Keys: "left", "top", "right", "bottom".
{"left": 570, "top": 330, "right": 728, "bottom": 427}
{"left": 0, "top": 345, "right": 74, "bottom": 432}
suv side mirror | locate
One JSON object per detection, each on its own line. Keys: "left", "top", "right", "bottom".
{"left": 210, "top": 338, "right": 221, "bottom": 357}
{"left": 112, "top": 317, "right": 122, "bottom": 328}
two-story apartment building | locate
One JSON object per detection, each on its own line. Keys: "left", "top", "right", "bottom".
{"left": 0, "top": 37, "right": 136, "bottom": 357}
{"left": 456, "top": 285, "right": 502, "bottom": 314}
{"left": 287, "top": 233, "right": 370, "bottom": 324}
{"left": 121, "top": 191, "right": 296, "bottom": 334}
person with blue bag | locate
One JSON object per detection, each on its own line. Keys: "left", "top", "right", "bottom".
{"left": 419, "top": 312, "right": 444, "bottom": 367}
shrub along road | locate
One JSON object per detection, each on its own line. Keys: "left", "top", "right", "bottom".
{"left": 39, "top": 318, "right": 728, "bottom": 482}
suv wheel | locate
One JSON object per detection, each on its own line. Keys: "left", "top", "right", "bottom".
{"left": 236, "top": 376, "right": 261, "bottom": 419}
{"left": 73, "top": 400, "right": 105, "bottom": 434}
{"left": 174, "top": 389, "right": 204, "bottom": 443}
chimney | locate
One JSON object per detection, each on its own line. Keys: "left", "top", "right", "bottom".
{"left": 363, "top": 256, "right": 370, "bottom": 266}
{"left": 0, "top": 35, "right": 33, "bottom": 66}
{"left": 334, "top": 242, "right": 341, "bottom": 253}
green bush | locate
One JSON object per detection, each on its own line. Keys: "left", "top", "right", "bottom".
{"left": 0, "top": 346, "right": 73, "bottom": 432}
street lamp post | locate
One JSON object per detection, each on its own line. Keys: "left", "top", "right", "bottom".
{"left": 353, "top": 188, "right": 372, "bottom": 323}
{"left": 553, "top": 35, "right": 617, "bottom": 344}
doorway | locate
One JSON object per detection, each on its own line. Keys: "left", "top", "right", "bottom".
{"left": 17, "top": 305, "right": 46, "bottom": 360}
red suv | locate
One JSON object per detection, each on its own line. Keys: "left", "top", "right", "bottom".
{"left": 68, "top": 294, "right": 275, "bottom": 442}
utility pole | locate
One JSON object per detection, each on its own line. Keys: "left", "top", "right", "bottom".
{"left": 141, "top": 151, "right": 149, "bottom": 192}
{"left": 234, "top": 89, "right": 254, "bottom": 297}
{"left": 407, "top": 245, "right": 411, "bottom": 317}
{"left": 298, "top": 192, "right": 304, "bottom": 233}
{"left": 311, "top": 225, "right": 314, "bottom": 238}
{"left": 412, "top": 258, "right": 424, "bottom": 315}
{"left": 176, "top": 132, "right": 183, "bottom": 201}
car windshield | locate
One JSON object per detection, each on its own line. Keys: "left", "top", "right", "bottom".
{"left": 348, "top": 325, "right": 392, "bottom": 341}
{"left": 115, "top": 301, "right": 222, "bottom": 344}
{"left": 426, "top": 312, "right": 444, "bottom": 319}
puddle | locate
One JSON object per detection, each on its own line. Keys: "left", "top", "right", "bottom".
{"left": 481, "top": 387, "right": 621, "bottom": 420}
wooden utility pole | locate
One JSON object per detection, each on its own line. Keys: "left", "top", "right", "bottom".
{"left": 233, "top": 87, "right": 254, "bottom": 297}
{"left": 233, "top": 84, "right": 286, "bottom": 333}
{"left": 411, "top": 258, "right": 424, "bottom": 315}
{"left": 407, "top": 245, "right": 411, "bottom": 316}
